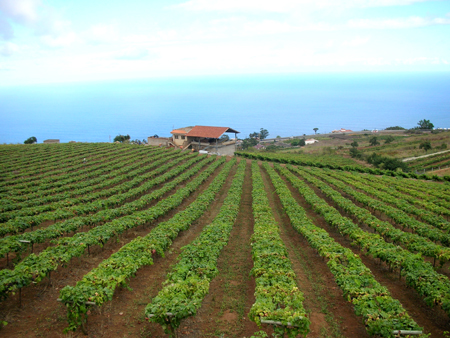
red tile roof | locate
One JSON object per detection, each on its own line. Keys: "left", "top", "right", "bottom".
{"left": 185, "top": 126, "right": 239, "bottom": 139}
{"left": 170, "top": 129, "right": 188, "bottom": 134}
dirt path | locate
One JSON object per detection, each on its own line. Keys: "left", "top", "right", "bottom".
{"left": 402, "top": 149, "right": 450, "bottom": 162}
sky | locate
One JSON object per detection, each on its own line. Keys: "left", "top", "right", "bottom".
{"left": 0, "top": 0, "right": 450, "bottom": 86}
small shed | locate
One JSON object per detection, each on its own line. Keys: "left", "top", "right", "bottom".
{"left": 43, "top": 139, "right": 60, "bottom": 144}
{"left": 305, "top": 138, "right": 319, "bottom": 145}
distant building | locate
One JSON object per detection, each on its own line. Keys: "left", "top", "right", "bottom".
{"left": 147, "top": 136, "right": 170, "bottom": 147}
{"left": 169, "top": 125, "right": 240, "bottom": 156}
{"left": 254, "top": 144, "right": 266, "bottom": 150}
{"left": 305, "top": 138, "right": 319, "bottom": 145}
{"left": 332, "top": 128, "right": 353, "bottom": 133}
{"left": 43, "top": 139, "right": 60, "bottom": 144}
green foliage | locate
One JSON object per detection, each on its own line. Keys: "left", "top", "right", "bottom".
{"left": 260, "top": 128, "right": 269, "bottom": 140}
{"left": 268, "top": 164, "right": 423, "bottom": 337}
{"left": 113, "top": 134, "right": 130, "bottom": 143}
{"left": 241, "top": 137, "right": 258, "bottom": 150}
{"left": 313, "top": 127, "right": 318, "bottom": 134}
{"left": 417, "top": 119, "right": 434, "bottom": 130}
{"left": 367, "top": 153, "right": 409, "bottom": 172}
{"left": 24, "top": 136, "right": 37, "bottom": 144}
{"left": 349, "top": 147, "right": 363, "bottom": 159}
{"left": 249, "top": 128, "right": 269, "bottom": 140}
{"left": 369, "top": 137, "right": 380, "bottom": 146}
{"left": 441, "top": 143, "right": 448, "bottom": 150}
{"left": 384, "top": 135, "right": 395, "bottom": 144}
{"left": 249, "top": 162, "right": 310, "bottom": 337}
{"left": 350, "top": 140, "right": 358, "bottom": 148}
{"left": 291, "top": 138, "right": 305, "bottom": 146}
{"left": 220, "top": 134, "right": 230, "bottom": 142}
{"left": 146, "top": 161, "right": 245, "bottom": 334}
{"left": 419, "top": 141, "right": 432, "bottom": 153}
{"left": 385, "top": 126, "right": 405, "bottom": 130}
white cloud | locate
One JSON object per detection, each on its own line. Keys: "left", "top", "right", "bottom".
{"left": 40, "top": 31, "right": 79, "bottom": 48}
{"left": 342, "top": 36, "right": 369, "bottom": 46}
{"left": 348, "top": 15, "right": 450, "bottom": 29}
{"left": 0, "top": 14, "right": 13, "bottom": 39}
{"left": 0, "top": 0, "right": 41, "bottom": 25}
{"left": 0, "top": 41, "right": 18, "bottom": 56}
{"left": 84, "top": 24, "right": 118, "bottom": 45}
{"left": 115, "top": 46, "right": 149, "bottom": 60}
{"left": 401, "top": 56, "right": 447, "bottom": 65}
{"left": 169, "top": 0, "right": 431, "bottom": 12}
{"left": 0, "top": 0, "right": 75, "bottom": 44}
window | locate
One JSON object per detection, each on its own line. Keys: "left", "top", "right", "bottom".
{"left": 175, "top": 135, "right": 179, "bottom": 139}
{"left": 181, "top": 136, "right": 185, "bottom": 140}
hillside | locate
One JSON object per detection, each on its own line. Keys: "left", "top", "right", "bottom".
{"left": 255, "top": 130, "right": 450, "bottom": 177}
{"left": 1, "top": 143, "right": 450, "bottom": 337}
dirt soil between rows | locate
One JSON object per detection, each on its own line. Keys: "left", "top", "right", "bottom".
{"left": 1, "top": 159, "right": 449, "bottom": 337}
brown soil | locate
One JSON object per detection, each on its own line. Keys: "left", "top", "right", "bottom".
{"left": 1, "top": 159, "right": 449, "bottom": 338}
{"left": 261, "top": 163, "right": 369, "bottom": 338}
{"left": 287, "top": 166, "right": 450, "bottom": 337}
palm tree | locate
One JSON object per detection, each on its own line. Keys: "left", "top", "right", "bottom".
{"left": 313, "top": 128, "right": 318, "bottom": 134}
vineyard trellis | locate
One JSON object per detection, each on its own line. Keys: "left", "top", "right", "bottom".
{"left": 0, "top": 143, "right": 448, "bottom": 337}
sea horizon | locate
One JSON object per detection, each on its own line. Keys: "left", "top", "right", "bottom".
{"left": 1, "top": 72, "right": 449, "bottom": 144}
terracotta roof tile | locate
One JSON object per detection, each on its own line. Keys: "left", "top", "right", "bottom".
{"left": 185, "top": 126, "right": 239, "bottom": 139}
{"left": 170, "top": 129, "right": 188, "bottom": 134}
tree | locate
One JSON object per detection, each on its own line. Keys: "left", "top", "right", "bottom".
{"left": 350, "top": 141, "right": 358, "bottom": 148}
{"left": 313, "top": 128, "right": 318, "bottom": 134}
{"left": 417, "top": 119, "right": 434, "bottom": 130}
{"left": 220, "top": 134, "right": 230, "bottom": 142}
{"left": 369, "top": 137, "right": 380, "bottom": 146}
{"left": 259, "top": 128, "right": 269, "bottom": 140}
{"left": 241, "top": 137, "right": 258, "bottom": 150}
{"left": 249, "top": 132, "right": 259, "bottom": 139}
{"left": 113, "top": 134, "right": 130, "bottom": 143}
{"left": 349, "top": 147, "right": 362, "bottom": 159}
{"left": 419, "top": 141, "right": 432, "bottom": 153}
{"left": 24, "top": 136, "right": 37, "bottom": 144}
{"left": 384, "top": 135, "right": 395, "bottom": 144}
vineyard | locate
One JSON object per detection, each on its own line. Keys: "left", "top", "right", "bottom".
{"left": 1, "top": 143, "right": 450, "bottom": 338}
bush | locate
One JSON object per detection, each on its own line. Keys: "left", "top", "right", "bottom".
{"left": 366, "top": 153, "right": 409, "bottom": 172}
{"left": 385, "top": 126, "right": 405, "bottom": 130}
{"left": 114, "top": 134, "right": 130, "bottom": 143}
{"left": 24, "top": 136, "right": 37, "bottom": 144}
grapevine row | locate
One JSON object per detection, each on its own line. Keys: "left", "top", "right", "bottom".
{"left": 0, "top": 154, "right": 208, "bottom": 258}
{"left": 264, "top": 162, "right": 423, "bottom": 337}
{"left": 289, "top": 165, "right": 450, "bottom": 266}
{"left": 249, "top": 161, "right": 309, "bottom": 338}
{"left": 275, "top": 164, "right": 450, "bottom": 318}
{"left": 60, "top": 158, "right": 238, "bottom": 333}
{"left": 145, "top": 160, "right": 245, "bottom": 335}
{"left": 0, "top": 156, "right": 226, "bottom": 302}
{"left": 0, "top": 150, "right": 185, "bottom": 221}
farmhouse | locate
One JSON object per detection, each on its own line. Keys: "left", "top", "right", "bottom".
{"left": 170, "top": 125, "right": 240, "bottom": 156}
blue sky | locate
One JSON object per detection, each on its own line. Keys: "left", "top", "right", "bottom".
{"left": 0, "top": 0, "right": 449, "bottom": 85}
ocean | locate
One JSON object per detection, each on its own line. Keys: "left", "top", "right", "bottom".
{"left": 0, "top": 72, "right": 449, "bottom": 144}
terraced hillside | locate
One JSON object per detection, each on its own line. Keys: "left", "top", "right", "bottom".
{"left": 1, "top": 143, "right": 450, "bottom": 337}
